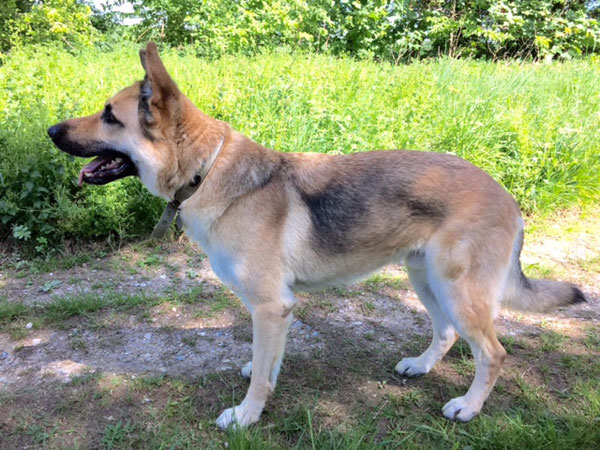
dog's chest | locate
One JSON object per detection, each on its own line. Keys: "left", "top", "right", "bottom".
{"left": 180, "top": 210, "right": 242, "bottom": 292}
{"left": 206, "top": 248, "right": 241, "bottom": 291}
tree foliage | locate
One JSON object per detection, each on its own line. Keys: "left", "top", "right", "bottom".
{"left": 1, "top": 0, "right": 98, "bottom": 51}
{"left": 0, "top": 0, "right": 33, "bottom": 50}
{"left": 121, "top": 0, "right": 600, "bottom": 61}
{"left": 1, "top": 1, "right": 599, "bottom": 60}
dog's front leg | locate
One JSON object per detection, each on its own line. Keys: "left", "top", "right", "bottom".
{"left": 216, "top": 302, "right": 293, "bottom": 429}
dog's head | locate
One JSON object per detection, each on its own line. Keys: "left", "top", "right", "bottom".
{"left": 48, "top": 42, "right": 223, "bottom": 200}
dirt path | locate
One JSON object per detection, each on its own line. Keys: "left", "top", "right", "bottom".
{"left": 1, "top": 210, "right": 599, "bottom": 392}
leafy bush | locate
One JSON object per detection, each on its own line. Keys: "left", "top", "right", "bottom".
{"left": 122, "top": 0, "right": 600, "bottom": 61}
{"left": 2, "top": 0, "right": 98, "bottom": 50}
{"left": 0, "top": 0, "right": 31, "bottom": 51}
{"left": 418, "top": 0, "right": 600, "bottom": 61}
{"left": 122, "top": 0, "right": 330, "bottom": 56}
{"left": 2, "top": 1, "right": 598, "bottom": 61}
{"left": 1, "top": 44, "right": 599, "bottom": 251}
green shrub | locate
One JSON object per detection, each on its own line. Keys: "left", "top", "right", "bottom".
{"left": 0, "top": 0, "right": 31, "bottom": 51}
{"left": 122, "top": 0, "right": 600, "bottom": 61}
{"left": 122, "top": 0, "right": 330, "bottom": 56}
{"left": 2, "top": 1, "right": 599, "bottom": 61}
{"left": 5, "top": 0, "right": 98, "bottom": 49}
{"left": 0, "top": 44, "right": 599, "bottom": 251}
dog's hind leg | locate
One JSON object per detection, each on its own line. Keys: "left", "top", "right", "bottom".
{"left": 437, "top": 286, "right": 506, "bottom": 422}
{"left": 396, "top": 254, "right": 458, "bottom": 377}
{"left": 216, "top": 296, "right": 294, "bottom": 429}
{"left": 425, "top": 237, "right": 509, "bottom": 422}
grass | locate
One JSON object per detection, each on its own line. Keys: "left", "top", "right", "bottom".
{"left": 101, "top": 421, "right": 137, "bottom": 450}
{"left": 0, "top": 283, "right": 242, "bottom": 329}
{"left": 365, "top": 272, "right": 409, "bottom": 291}
{"left": 584, "top": 326, "right": 600, "bottom": 350}
{"left": 539, "top": 330, "right": 566, "bottom": 353}
{"left": 0, "top": 300, "right": 28, "bottom": 323}
{"left": 1, "top": 44, "right": 599, "bottom": 248}
{"left": 0, "top": 292, "right": 158, "bottom": 326}
{"left": 44, "top": 293, "right": 150, "bottom": 322}
{"left": 1, "top": 331, "right": 598, "bottom": 449}
{"left": 0, "top": 307, "right": 598, "bottom": 448}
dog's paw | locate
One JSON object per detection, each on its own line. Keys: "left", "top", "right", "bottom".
{"left": 395, "top": 357, "right": 431, "bottom": 377}
{"left": 216, "top": 404, "right": 261, "bottom": 429}
{"left": 241, "top": 361, "right": 252, "bottom": 379}
{"left": 442, "top": 396, "right": 480, "bottom": 422}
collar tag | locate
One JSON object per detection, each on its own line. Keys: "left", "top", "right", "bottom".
{"left": 152, "top": 176, "right": 201, "bottom": 239}
{"left": 151, "top": 200, "right": 180, "bottom": 239}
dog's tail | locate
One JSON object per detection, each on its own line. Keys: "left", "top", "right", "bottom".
{"left": 502, "top": 220, "right": 586, "bottom": 313}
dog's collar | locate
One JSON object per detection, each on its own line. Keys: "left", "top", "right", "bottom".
{"left": 151, "top": 138, "right": 224, "bottom": 239}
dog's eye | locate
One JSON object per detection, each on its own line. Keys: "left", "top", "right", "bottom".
{"left": 106, "top": 113, "right": 118, "bottom": 124}
{"left": 101, "top": 106, "right": 124, "bottom": 127}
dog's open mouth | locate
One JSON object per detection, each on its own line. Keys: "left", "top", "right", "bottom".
{"left": 78, "top": 151, "right": 137, "bottom": 186}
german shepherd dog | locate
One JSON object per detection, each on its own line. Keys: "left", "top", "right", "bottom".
{"left": 48, "top": 42, "right": 585, "bottom": 428}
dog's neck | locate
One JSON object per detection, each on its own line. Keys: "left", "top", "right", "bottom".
{"left": 171, "top": 97, "right": 286, "bottom": 221}
{"left": 170, "top": 98, "right": 228, "bottom": 187}
{"left": 172, "top": 98, "right": 229, "bottom": 200}
{"left": 150, "top": 98, "right": 231, "bottom": 239}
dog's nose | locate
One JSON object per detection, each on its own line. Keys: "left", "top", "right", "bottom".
{"left": 47, "top": 124, "right": 63, "bottom": 140}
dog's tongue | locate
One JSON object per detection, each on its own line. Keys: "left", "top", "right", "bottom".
{"left": 78, "top": 156, "right": 112, "bottom": 186}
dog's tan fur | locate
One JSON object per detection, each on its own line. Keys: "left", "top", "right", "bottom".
{"left": 49, "top": 42, "right": 585, "bottom": 428}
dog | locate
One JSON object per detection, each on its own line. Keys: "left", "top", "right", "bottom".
{"left": 48, "top": 42, "right": 586, "bottom": 428}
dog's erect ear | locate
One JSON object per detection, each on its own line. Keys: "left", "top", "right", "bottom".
{"left": 139, "top": 42, "right": 180, "bottom": 113}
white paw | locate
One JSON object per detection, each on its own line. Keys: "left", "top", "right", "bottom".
{"left": 395, "top": 357, "right": 431, "bottom": 377}
{"left": 442, "top": 396, "right": 480, "bottom": 422}
{"left": 216, "top": 404, "right": 261, "bottom": 429}
{"left": 241, "top": 361, "right": 252, "bottom": 379}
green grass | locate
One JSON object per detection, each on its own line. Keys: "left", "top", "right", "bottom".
{"left": 101, "top": 420, "right": 137, "bottom": 449}
{"left": 44, "top": 293, "right": 151, "bottom": 322}
{"left": 0, "top": 284, "right": 241, "bottom": 327}
{"left": 365, "top": 272, "right": 409, "bottom": 291}
{"left": 2, "top": 352, "right": 598, "bottom": 449}
{"left": 539, "top": 330, "right": 567, "bottom": 353}
{"left": 1, "top": 269, "right": 599, "bottom": 448}
{"left": 9, "top": 248, "right": 109, "bottom": 275}
{"left": 1, "top": 43, "right": 599, "bottom": 248}
{"left": 0, "top": 300, "right": 28, "bottom": 323}
{"left": 0, "top": 292, "right": 158, "bottom": 326}
{"left": 584, "top": 326, "right": 600, "bottom": 350}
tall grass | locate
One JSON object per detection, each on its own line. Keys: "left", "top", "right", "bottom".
{"left": 1, "top": 43, "right": 599, "bottom": 248}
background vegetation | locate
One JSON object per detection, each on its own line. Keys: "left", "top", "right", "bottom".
{"left": 1, "top": 1, "right": 599, "bottom": 252}
{"left": 127, "top": 0, "right": 600, "bottom": 61}
{"left": 1, "top": 4, "right": 599, "bottom": 449}
{"left": 3, "top": 1, "right": 600, "bottom": 60}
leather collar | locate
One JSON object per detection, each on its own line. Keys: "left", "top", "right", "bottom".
{"left": 151, "top": 138, "right": 224, "bottom": 239}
